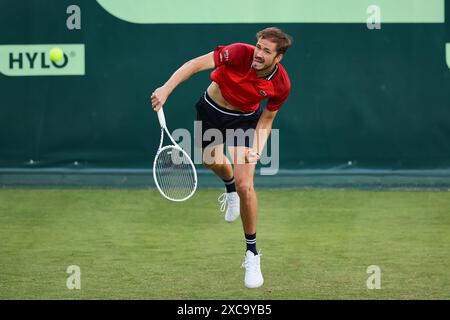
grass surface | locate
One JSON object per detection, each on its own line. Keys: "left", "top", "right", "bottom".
{"left": 0, "top": 188, "right": 449, "bottom": 299}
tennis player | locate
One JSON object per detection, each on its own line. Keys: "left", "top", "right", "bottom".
{"left": 151, "top": 27, "right": 292, "bottom": 288}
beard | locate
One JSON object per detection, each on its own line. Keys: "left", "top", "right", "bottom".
{"left": 252, "top": 58, "right": 275, "bottom": 71}
{"left": 252, "top": 62, "right": 264, "bottom": 70}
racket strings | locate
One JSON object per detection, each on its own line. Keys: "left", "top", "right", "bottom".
{"left": 154, "top": 147, "right": 196, "bottom": 201}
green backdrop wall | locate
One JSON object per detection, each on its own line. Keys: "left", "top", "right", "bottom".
{"left": 0, "top": 0, "right": 449, "bottom": 172}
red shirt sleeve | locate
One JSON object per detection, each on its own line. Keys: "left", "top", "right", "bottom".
{"left": 266, "top": 68, "right": 291, "bottom": 111}
{"left": 213, "top": 43, "right": 254, "bottom": 71}
{"left": 266, "top": 86, "right": 290, "bottom": 111}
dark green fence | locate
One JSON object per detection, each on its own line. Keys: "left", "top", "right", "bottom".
{"left": 1, "top": 0, "right": 449, "bottom": 173}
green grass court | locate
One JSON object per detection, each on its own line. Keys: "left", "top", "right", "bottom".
{"left": 1, "top": 188, "right": 449, "bottom": 299}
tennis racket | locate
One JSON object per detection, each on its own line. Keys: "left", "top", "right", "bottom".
{"left": 153, "top": 108, "right": 197, "bottom": 201}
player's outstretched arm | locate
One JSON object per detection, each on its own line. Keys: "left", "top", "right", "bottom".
{"left": 151, "top": 52, "right": 215, "bottom": 111}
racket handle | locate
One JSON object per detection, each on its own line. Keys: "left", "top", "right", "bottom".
{"left": 157, "top": 109, "right": 166, "bottom": 128}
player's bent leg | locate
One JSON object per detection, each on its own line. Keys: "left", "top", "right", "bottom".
{"left": 202, "top": 144, "right": 240, "bottom": 222}
{"left": 202, "top": 143, "right": 233, "bottom": 179}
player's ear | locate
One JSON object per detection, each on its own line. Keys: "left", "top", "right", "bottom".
{"left": 275, "top": 53, "right": 283, "bottom": 63}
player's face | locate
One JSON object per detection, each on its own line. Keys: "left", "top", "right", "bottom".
{"left": 252, "top": 38, "right": 281, "bottom": 71}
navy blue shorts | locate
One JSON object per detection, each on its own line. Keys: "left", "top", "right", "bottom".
{"left": 195, "top": 92, "right": 263, "bottom": 149}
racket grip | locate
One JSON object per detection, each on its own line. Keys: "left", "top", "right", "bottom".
{"left": 157, "top": 109, "right": 166, "bottom": 128}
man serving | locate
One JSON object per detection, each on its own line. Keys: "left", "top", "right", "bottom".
{"left": 151, "top": 27, "right": 292, "bottom": 288}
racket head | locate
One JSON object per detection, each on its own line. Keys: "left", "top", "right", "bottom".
{"left": 153, "top": 144, "right": 197, "bottom": 202}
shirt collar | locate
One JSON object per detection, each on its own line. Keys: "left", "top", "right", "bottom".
{"left": 265, "top": 64, "right": 279, "bottom": 80}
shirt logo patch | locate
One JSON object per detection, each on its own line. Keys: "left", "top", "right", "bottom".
{"left": 259, "top": 90, "right": 267, "bottom": 96}
{"left": 224, "top": 49, "right": 229, "bottom": 62}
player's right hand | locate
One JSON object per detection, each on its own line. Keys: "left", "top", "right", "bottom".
{"left": 151, "top": 86, "right": 169, "bottom": 112}
{"left": 245, "top": 148, "right": 261, "bottom": 164}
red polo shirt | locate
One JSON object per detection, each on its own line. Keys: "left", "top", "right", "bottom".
{"left": 211, "top": 42, "right": 291, "bottom": 113}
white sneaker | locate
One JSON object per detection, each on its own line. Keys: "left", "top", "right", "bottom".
{"left": 218, "top": 191, "right": 240, "bottom": 222}
{"left": 242, "top": 250, "right": 264, "bottom": 288}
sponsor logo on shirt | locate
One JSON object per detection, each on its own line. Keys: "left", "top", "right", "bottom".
{"left": 224, "top": 49, "right": 229, "bottom": 62}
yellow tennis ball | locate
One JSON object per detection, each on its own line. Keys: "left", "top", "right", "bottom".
{"left": 49, "top": 47, "right": 64, "bottom": 62}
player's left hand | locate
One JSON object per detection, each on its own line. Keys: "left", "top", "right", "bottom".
{"left": 245, "top": 148, "right": 260, "bottom": 163}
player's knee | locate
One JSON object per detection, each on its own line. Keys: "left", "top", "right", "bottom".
{"left": 235, "top": 180, "right": 254, "bottom": 197}
{"left": 202, "top": 161, "right": 216, "bottom": 170}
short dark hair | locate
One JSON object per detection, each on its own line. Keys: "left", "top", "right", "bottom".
{"left": 256, "top": 27, "right": 293, "bottom": 55}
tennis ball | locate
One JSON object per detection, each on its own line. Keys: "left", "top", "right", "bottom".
{"left": 49, "top": 47, "right": 64, "bottom": 62}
